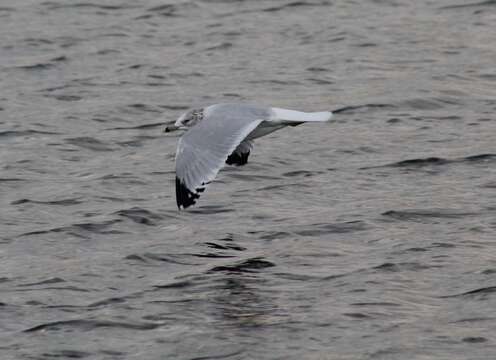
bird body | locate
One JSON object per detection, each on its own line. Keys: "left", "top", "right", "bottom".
{"left": 165, "top": 103, "right": 333, "bottom": 209}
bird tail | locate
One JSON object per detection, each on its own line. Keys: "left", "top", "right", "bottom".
{"left": 271, "top": 108, "right": 333, "bottom": 123}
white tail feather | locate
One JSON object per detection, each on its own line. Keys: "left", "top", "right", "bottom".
{"left": 270, "top": 107, "right": 333, "bottom": 123}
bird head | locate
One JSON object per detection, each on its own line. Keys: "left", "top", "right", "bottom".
{"left": 164, "top": 108, "right": 204, "bottom": 133}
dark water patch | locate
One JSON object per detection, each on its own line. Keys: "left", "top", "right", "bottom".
{"left": 23, "top": 319, "right": 160, "bottom": 333}
{"left": 441, "top": 286, "right": 496, "bottom": 298}
{"left": 464, "top": 153, "right": 496, "bottom": 162}
{"left": 482, "top": 268, "right": 496, "bottom": 274}
{"left": 343, "top": 312, "right": 371, "bottom": 319}
{"left": 191, "top": 252, "right": 236, "bottom": 259}
{"left": 41, "top": 85, "right": 70, "bottom": 92}
{"left": 205, "top": 242, "right": 246, "bottom": 251}
{"left": 383, "top": 157, "right": 449, "bottom": 168}
{"left": 114, "top": 207, "right": 163, "bottom": 225}
{"left": 273, "top": 272, "right": 325, "bottom": 281}
{"left": 136, "top": 253, "right": 202, "bottom": 266}
{"left": 15, "top": 286, "right": 90, "bottom": 293}
{"left": 429, "top": 242, "right": 455, "bottom": 249}
{"left": 400, "top": 98, "right": 445, "bottom": 110}
{"left": 210, "top": 258, "right": 275, "bottom": 273}
{"left": 354, "top": 42, "right": 377, "bottom": 47}
{"left": 282, "top": 170, "right": 322, "bottom": 177}
{"left": 17, "top": 62, "right": 55, "bottom": 70}
{"left": 147, "top": 4, "right": 176, "bottom": 12}
{"left": 365, "top": 153, "right": 496, "bottom": 170}
{"left": 26, "top": 300, "right": 46, "bottom": 305}
{"left": 404, "top": 247, "right": 428, "bottom": 252}
{"left": 0, "top": 129, "right": 61, "bottom": 138}
{"left": 145, "top": 2, "right": 193, "bottom": 16}
{"left": 263, "top": 1, "right": 331, "bottom": 12}
{"left": 307, "top": 66, "right": 329, "bottom": 72}
{"left": 148, "top": 74, "right": 166, "bottom": 79}
{"left": 328, "top": 36, "right": 346, "bottom": 42}
{"left": 351, "top": 302, "right": 401, "bottom": 307}
{"left": 254, "top": 182, "right": 309, "bottom": 193}
{"left": 153, "top": 280, "right": 193, "bottom": 290}
{"left": 87, "top": 297, "right": 127, "bottom": 308}
{"left": 97, "top": 195, "right": 147, "bottom": 203}
{"left": 100, "top": 350, "right": 126, "bottom": 357}
{"left": 382, "top": 209, "right": 478, "bottom": 221}
{"left": 373, "top": 262, "right": 398, "bottom": 272}
{"left": 307, "top": 78, "right": 334, "bottom": 85}
{"left": 107, "top": 122, "right": 165, "bottom": 130}
{"left": 97, "top": 173, "right": 147, "bottom": 185}
{"left": 126, "top": 103, "right": 162, "bottom": 113}
{"left": 479, "top": 73, "right": 496, "bottom": 81}
{"left": 453, "top": 317, "right": 496, "bottom": 323}
{"left": 205, "top": 42, "right": 233, "bottom": 51}
{"left": 135, "top": 13, "right": 152, "bottom": 19}
{"left": 259, "top": 231, "right": 292, "bottom": 240}
{"left": 97, "top": 32, "right": 129, "bottom": 39}
{"left": 42, "top": 2, "right": 139, "bottom": 10}
{"left": 248, "top": 79, "right": 301, "bottom": 86}
{"left": 48, "top": 94, "right": 83, "bottom": 101}
{"left": 11, "top": 198, "right": 82, "bottom": 206}
{"left": 95, "top": 49, "right": 120, "bottom": 55}
{"left": 116, "top": 135, "right": 157, "bottom": 147}
{"left": 51, "top": 55, "right": 68, "bottom": 62}
{"left": 158, "top": 104, "right": 190, "bottom": 111}
{"left": 223, "top": 93, "right": 242, "bottom": 98}
{"left": 423, "top": 115, "right": 462, "bottom": 121}
{"left": 331, "top": 103, "right": 393, "bottom": 114}
{"left": 373, "top": 262, "right": 433, "bottom": 272}
{"left": 440, "top": 1, "right": 496, "bottom": 9}
{"left": 124, "top": 254, "right": 148, "bottom": 262}
{"left": 146, "top": 81, "right": 171, "bottom": 87}
{"left": 20, "top": 219, "right": 122, "bottom": 238}
{"left": 18, "top": 277, "right": 65, "bottom": 287}
{"left": 40, "top": 350, "right": 91, "bottom": 358}
{"left": 188, "top": 205, "right": 235, "bottom": 214}
{"left": 294, "top": 220, "right": 368, "bottom": 237}
{"left": 189, "top": 350, "right": 244, "bottom": 360}
{"left": 65, "top": 137, "right": 114, "bottom": 151}
{"left": 226, "top": 173, "right": 282, "bottom": 182}
{"left": 0, "top": 178, "right": 28, "bottom": 182}
{"left": 462, "top": 336, "right": 487, "bottom": 343}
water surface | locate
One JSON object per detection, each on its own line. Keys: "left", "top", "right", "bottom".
{"left": 1, "top": 1, "right": 496, "bottom": 359}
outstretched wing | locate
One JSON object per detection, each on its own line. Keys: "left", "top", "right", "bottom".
{"left": 175, "top": 104, "right": 268, "bottom": 209}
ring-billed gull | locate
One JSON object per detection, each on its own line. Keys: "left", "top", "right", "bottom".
{"left": 165, "top": 103, "right": 333, "bottom": 209}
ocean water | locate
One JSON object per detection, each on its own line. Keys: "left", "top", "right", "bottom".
{"left": 1, "top": 1, "right": 496, "bottom": 359}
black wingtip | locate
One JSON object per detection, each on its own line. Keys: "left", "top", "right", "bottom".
{"left": 226, "top": 151, "right": 250, "bottom": 166}
{"left": 175, "top": 177, "right": 200, "bottom": 210}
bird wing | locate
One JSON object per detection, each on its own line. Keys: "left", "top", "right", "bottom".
{"left": 175, "top": 105, "right": 267, "bottom": 209}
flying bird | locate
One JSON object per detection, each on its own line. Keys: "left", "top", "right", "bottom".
{"left": 165, "top": 103, "right": 333, "bottom": 209}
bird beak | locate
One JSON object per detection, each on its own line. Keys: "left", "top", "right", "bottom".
{"left": 164, "top": 124, "right": 179, "bottom": 133}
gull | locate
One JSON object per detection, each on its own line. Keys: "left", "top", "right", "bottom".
{"left": 164, "top": 103, "right": 334, "bottom": 209}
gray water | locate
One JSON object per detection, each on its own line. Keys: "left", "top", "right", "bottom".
{"left": 1, "top": 0, "right": 496, "bottom": 359}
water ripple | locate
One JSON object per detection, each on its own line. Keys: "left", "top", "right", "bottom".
{"left": 23, "top": 319, "right": 161, "bottom": 333}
